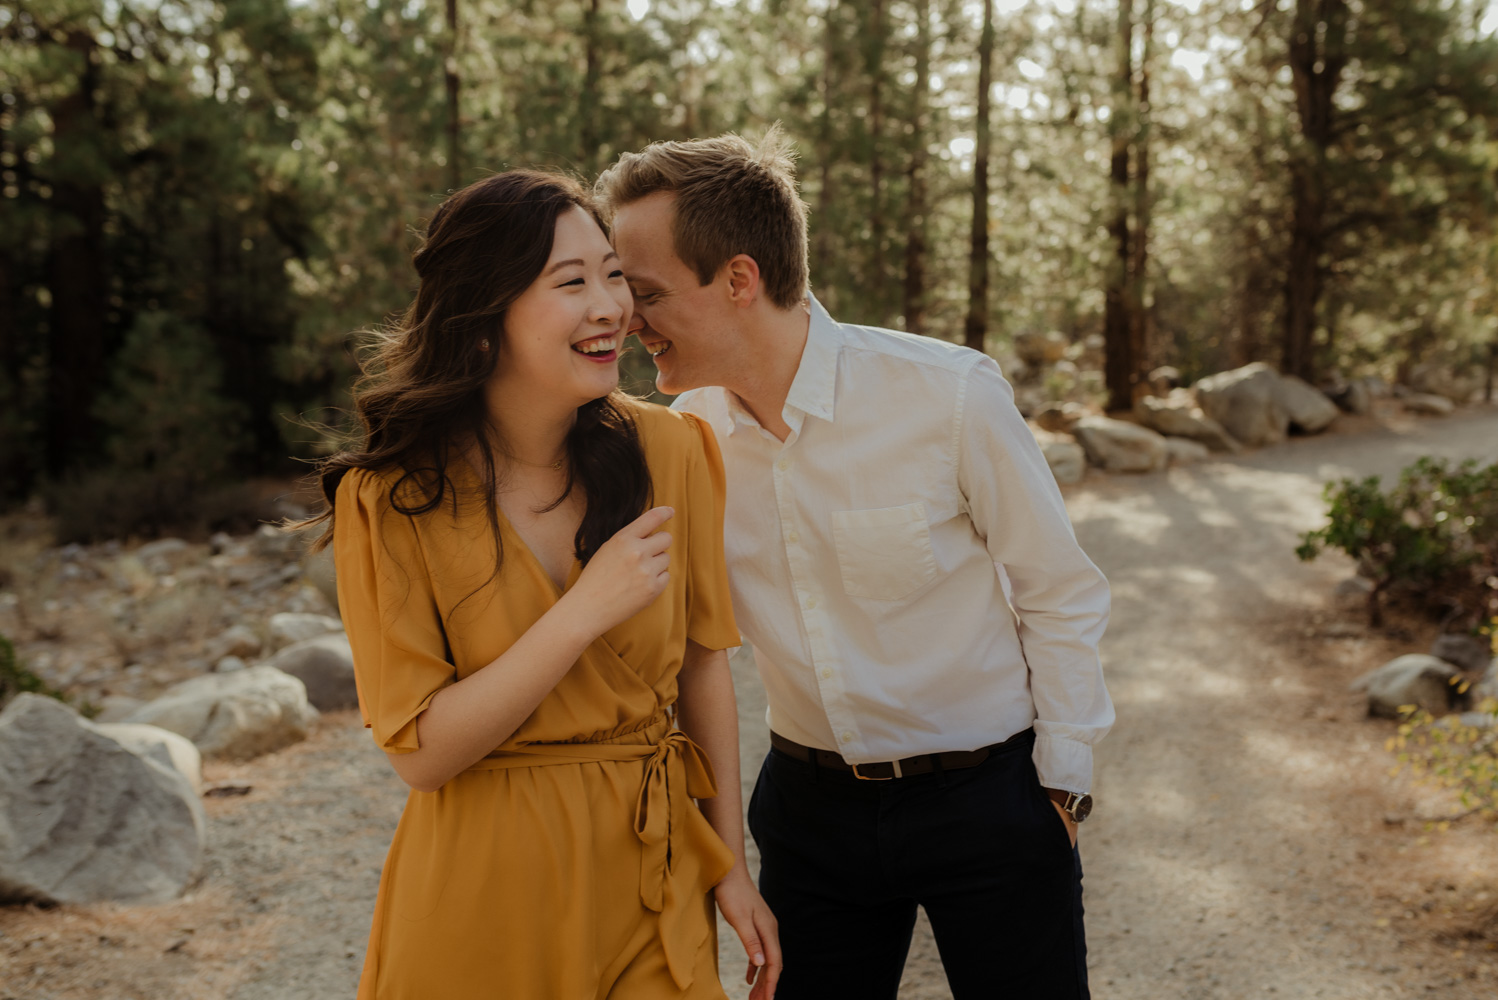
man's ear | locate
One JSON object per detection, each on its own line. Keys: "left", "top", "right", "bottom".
{"left": 724, "top": 254, "right": 761, "bottom": 310}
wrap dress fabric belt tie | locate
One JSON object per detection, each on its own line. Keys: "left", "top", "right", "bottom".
{"left": 463, "top": 716, "right": 731, "bottom": 990}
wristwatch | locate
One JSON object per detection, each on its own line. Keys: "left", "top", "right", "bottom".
{"left": 1046, "top": 788, "right": 1093, "bottom": 823}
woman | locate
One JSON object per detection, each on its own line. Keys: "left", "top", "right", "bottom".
{"left": 304, "top": 171, "right": 780, "bottom": 999}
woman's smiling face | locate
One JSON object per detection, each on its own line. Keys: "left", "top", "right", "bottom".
{"left": 497, "top": 205, "right": 633, "bottom": 409}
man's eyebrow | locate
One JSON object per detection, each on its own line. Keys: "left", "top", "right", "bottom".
{"left": 544, "top": 252, "right": 620, "bottom": 277}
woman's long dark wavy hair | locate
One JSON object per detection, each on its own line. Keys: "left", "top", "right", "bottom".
{"left": 301, "top": 170, "right": 651, "bottom": 569}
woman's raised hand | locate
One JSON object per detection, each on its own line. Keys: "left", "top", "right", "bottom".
{"left": 563, "top": 506, "right": 675, "bottom": 637}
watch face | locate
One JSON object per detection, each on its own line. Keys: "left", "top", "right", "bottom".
{"left": 1070, "top": 793, "right": 1094, "bottom": 823}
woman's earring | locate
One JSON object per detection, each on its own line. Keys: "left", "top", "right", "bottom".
{"left": 479, "top": 338, "right": 490, "bottom": 351}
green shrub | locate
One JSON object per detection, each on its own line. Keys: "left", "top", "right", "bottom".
{"left": 0, "top": 634, "right": 68, "bottom": 711}
{"left": 1297, "top": 457, "right": 1498, "bottom": 628}
{"left": 1393, "top": 694, "right": 1498, "bottom": 822}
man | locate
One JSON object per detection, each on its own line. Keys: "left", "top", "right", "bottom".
{"left": 596, "top": 127, "right": 1113, "bottom": 1000}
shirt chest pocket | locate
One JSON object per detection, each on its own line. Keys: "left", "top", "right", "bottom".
{"left": 830, "top": 503, "right": 939, "bottom": 602}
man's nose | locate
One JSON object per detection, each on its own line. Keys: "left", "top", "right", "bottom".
{"left": 626, "top": 310, "right": 646, "bottom": 336}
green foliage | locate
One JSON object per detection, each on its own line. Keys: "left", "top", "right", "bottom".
{"left": 0, "top": 632, "right": 68, "bottom": 711}
{"left": 1297, "top": 457, "right": 1498, "bottom": 626}
{"left": 1393, "top": 695, "right": 1498, "bottom": 822}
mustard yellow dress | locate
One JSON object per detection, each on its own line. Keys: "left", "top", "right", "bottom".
{"left": 334, "top": 402, "right": 739, "bottom": 1000}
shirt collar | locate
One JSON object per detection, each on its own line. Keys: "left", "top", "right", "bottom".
{"left": 782, "top": 295, "right": 839, "bottom": 424}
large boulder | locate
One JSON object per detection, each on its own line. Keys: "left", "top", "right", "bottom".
{"left": 1409, "top": 363, "right": 1479, "bottom": 404}
{"left": 0, "top": 695, "right": 205, "bottom": 905}
{"left": 1072, "top": 416, "right": 1168, "bottom": 474}
{"left": 1164, "top": 438, "right": 1211, "bottom": 466}
{"left": 1323, "top": 379, "right": 1372, "bottom": 416}
{"left": 1351, "top": 654, "right": 1465, "bottom": 719}
{"left": 1134, "top": 390, "right": 1241, "bottom": 453}
{"left": 93, "top": 722, "right": 204, "bottom": 794}
{"left": 123, "top": 665, "right": 318, "bottom": 760}
{"left": 1194, "top": 363, "right": 1291, "bottom": 447}
{"left": 1273, "top": 374, "right": 1339, "bottom": 433}
{"left": 270, "top": 632, "right": 359, "bottom": 712}
{"left": 1030, "top": 428, "right": 1086, "bottom": 486}
{"left": 268, "top": 612, "right": 344, "bottom": 650}
{"left": 1403, "top": 392, "right": 1455, "bottom": 417}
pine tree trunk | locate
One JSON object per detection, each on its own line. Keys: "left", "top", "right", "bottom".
{"left": 1103, "top": 0, "right": 1135, "bottom": 412}
{"left": 1129, "top": 0, "right": 1153, "bottom": 381}
{"left": 963, "top": 0, "right": 994, "bottom": 355}
{"left": 45, "top": 29, "right": 108, "bottom": 476}
{"left": 1282, "top": 0, "right": 1348, "bottom": 381}
{"left": 814, "top": 1, "right": 839, "bottom": 312}
{"left": 445, "top": 0, "right": 461, "bottom": 190}
{"left": 902, "top": 0, "right": 931, "bottom": 335}
{"left": 580, "top": 0, "right": 602, "bottom": 172}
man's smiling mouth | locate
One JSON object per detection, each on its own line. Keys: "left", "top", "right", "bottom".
{"left": 646, "top": 342, "right": 672, "bottom": 357}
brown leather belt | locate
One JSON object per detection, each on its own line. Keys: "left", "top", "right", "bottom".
{"left": 768, "top": 728, "right": 1034, "bottom": 781}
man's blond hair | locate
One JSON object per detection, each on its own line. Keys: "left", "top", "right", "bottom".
{"left": 595, "top": 125, "right": 810, "bottom": 310}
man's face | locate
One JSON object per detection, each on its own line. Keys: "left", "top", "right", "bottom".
{"left": 612, "top": 191, "right": 733, "bottom": 395}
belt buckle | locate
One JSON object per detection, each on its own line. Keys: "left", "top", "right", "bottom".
{"left": 850, "top": 760, "right": 902, "bottom": 781}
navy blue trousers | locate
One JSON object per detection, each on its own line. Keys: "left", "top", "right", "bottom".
{"left": 747, "top": 731, "right": 1089, "bottom": 999}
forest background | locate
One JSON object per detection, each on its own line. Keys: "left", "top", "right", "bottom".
{"left": 3, "top": 0, "right": 1497, "bottom": 542}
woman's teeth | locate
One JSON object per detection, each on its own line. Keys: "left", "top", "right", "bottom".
{"left": 573, "top": 338, "right": 617, "bottom": 354}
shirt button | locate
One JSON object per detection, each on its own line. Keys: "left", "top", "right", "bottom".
{"left": 804, "top": 595, "right": 818, "bottom": 610}
{"left": 820, "top": 667, "right": 833, "bottom": 680}
{"left": 840, "top": 731, "right": 853, "bottom": 744}
{"left": 787, "top": 530, "right": 800, "bottom": 544}
{"left": 776, "top": 457, "right": 790, "bottom": 472}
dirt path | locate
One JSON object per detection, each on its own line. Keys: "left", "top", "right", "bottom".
{"left": 3, "top": 407, "right": 1496, "bottom": 999}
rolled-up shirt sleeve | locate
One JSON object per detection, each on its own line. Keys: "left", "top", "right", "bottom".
{"left": 955, "top": 356, "right": 1114, "bottom": 793}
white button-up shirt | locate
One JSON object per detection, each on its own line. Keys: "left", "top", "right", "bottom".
{"left": 674, "top": 298, "right": 1113, "bottom": 793}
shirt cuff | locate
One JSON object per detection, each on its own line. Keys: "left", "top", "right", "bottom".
{"left": 1032, "top": 733, "right": 1093, "bottom": 794}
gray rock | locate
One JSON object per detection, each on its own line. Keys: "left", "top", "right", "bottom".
{"left": 1274, "top": 374, "right": 1339, "bottom": 433}
{"left": 1430, "top": 634, "right": 1493, "bottom": 675}
{"left": 1472, "top": 659, "right": 1498, "bottom": 704}
{"left": 92, "top": 722, "right": 204, "bottom": 794}
{"left": 251, "top": 523, "right": 298, "bottom": 560}
{"left": 1164, "top": 438, "right": 1211, "bottom": 466}
{"left": 214, "top": 655, "right": 248, "bottom": 673}
{"left": 1072, "top": 416, "right": 1168, "bottom": 474}
{"left": 1324, "top": 379, "right": 1371, "bottom": 416}
{"left": 1409, "top": 363, "right": 1479, "bottom": 404}
{"left": 1351, "top": 654, "right": 1465, "bottom": 719}
{"left": 270, "top": 633, "right": 358, "bottom": 712}
{"left": 268, "top": 611, "right": 344, "bottom": 650}
{"left": 92, "top": 694, "right": 146, "bottom": 724}
{"left": 123, "top": 665, "right": 318, "bottom": 760}
{"left": 1146, "top": 365, "right": 1182, "bottom": 395}
{"left": 0, "top": 695, "right": 205, "bottom": 905}
{"left": 135, "top": 538, "right": 192, "bottom": 575}
{"left": 1194, "top": 363, "right": 1291, "bottom": 448}
{"left": 207, "top": 623, "right": 262, "bottom": 661}
{"left": 1134, "top": 390, "right": 1241, "bottom": 452}
{"left": 1403, "top": 392, "right": 1455, "bottom": 416}
{"left": 301, "top": 545, "right": 339, "bottom": 616}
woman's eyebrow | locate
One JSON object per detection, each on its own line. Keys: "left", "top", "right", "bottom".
{"left": 544, "top": 251, "right": 620, "bottom": 277}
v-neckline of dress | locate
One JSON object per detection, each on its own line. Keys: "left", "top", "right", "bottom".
{"left": 454, "top": 456, "right": 581, "bottom": 600}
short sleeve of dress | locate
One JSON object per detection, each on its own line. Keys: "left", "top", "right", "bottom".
{"left": 679, "top": 412, "right": 741, "bottom": 651}
{"left": 333, "top": 468, "right": 456, "bottom": 754}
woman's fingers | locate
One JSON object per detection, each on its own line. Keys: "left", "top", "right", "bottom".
{"left": 630, "top": 505, "right": 674, "bottom": 537}
{"left": 750, "top": 906, "right": 782, "bottom": 1000}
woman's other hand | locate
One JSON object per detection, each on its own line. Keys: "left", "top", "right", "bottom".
{"left": 714, "top": 870, "right": 782, "bottom": 1000}
{"left": 563, "top": 505, "right": 674, "bottom": 636}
